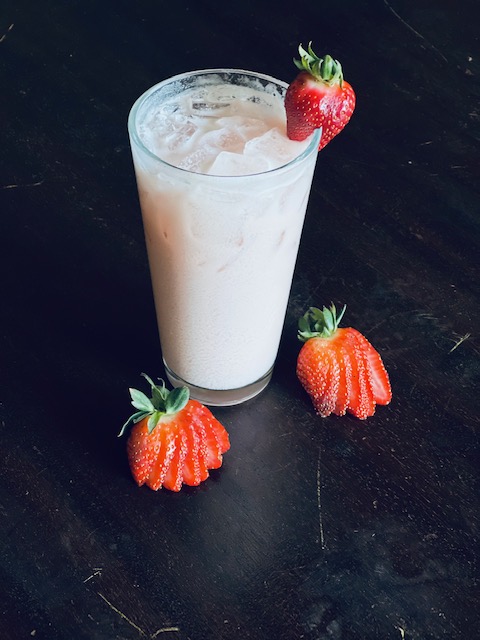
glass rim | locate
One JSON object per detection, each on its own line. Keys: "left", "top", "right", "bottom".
{"left": 127, "top": 68, "right": 321, "bottom": 179}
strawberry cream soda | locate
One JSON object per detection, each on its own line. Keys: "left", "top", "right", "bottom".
{"left": 128, "top": 69, "right": 321, "bottom": 405}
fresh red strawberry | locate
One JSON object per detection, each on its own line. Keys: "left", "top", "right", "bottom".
{"left": 119, "top": 374, "right": 230, "bottom": 491}
{"left": 296, "top": 305, "right": 391, "bottom": 419}
{"left": 285, "top": 43, "right": 356, "bottom": 150}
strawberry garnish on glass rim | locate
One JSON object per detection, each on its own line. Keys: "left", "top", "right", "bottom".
{"left": 296, "top": 304, "right": 392, "bottom": 419}
{"left": 119, "top": 374, "right": 230, "bottom": 491}
{"left": 285, "top": 42, "right": 356, "bottom": 150}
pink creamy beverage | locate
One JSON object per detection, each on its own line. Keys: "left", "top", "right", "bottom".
{"left": 128, "top": 70, "right": 320, "bottom": 405}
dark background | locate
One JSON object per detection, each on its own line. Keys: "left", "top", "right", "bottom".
{"left": 1, "top": 1, "right": 479, "bottom": 638}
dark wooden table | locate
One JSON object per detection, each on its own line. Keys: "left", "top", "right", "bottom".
{"left": 1, "top": 1, "right": 479, "bottom": 638}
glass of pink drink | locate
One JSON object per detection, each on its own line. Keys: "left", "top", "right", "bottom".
{"left": 128, "top": 69, "right": 320, "bottom": 405}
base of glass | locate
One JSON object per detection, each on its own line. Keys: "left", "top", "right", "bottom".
{"left": 163, "top": 361, "right": 273, "bottom": 406}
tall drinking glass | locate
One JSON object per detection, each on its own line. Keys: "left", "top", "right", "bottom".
{"left": 128, "top": 69, "right": 320, "bottom": 406}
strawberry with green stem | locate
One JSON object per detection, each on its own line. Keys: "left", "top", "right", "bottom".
{"left": 119, "top": 374, "right": 230, "bottom": 491}
{"left": 296, "top": 304, "right": 392, "bottom": 419}
{"left": 285, "top": 42, "right": 356, "bottom": 149}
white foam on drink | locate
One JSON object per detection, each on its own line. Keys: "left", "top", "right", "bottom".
{"left": 137, "top": 84, "right": 310, "bottom": 175}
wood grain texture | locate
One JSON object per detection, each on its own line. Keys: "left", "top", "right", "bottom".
{"left": 1, "top": 1, "right": 479, "bottom": 638}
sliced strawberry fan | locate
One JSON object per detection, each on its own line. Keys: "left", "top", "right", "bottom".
{"left": 296, "top": 304, "right": 392, "bottom": 419}
{"left": 119, "top": 374, "right": 230, "bottom": 491}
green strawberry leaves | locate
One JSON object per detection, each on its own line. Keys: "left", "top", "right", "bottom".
{"left": 298, "top": 303, "right": 347, "bottom": 342}
{"left": 130, "top": 388, "right": 155, "bottom": 413}
{"left": 165, "top": 386, "right": 189, "bottom": 414}
{"left": 294, "top": 43, "right": 344, "bottom": 87}
{"left": 118, "top": 373, "right": 190, "bottom": 437}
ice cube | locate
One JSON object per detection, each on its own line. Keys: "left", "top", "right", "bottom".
{"left": 244, "top": 127, "right": 307, "bottom": 169}
{"left": 189, "top": 99, "right": 234, "bottom": 118}
{"left": 201, "top": 127, "right": 245, "bottom": 153}
{"left": 177, "top": 145, "right": 218, "bottom": 173}
{"left": 139, "top": 106, "right": 192, "bottom": 156}
{"left": 165, "top": 120, "right": 198, "bottom": 151}
{"left": 216, "top": 116, "right": 270, "bottom": 141}
{"left": 208, "top": 151, "right": 270, "bottom": 176}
